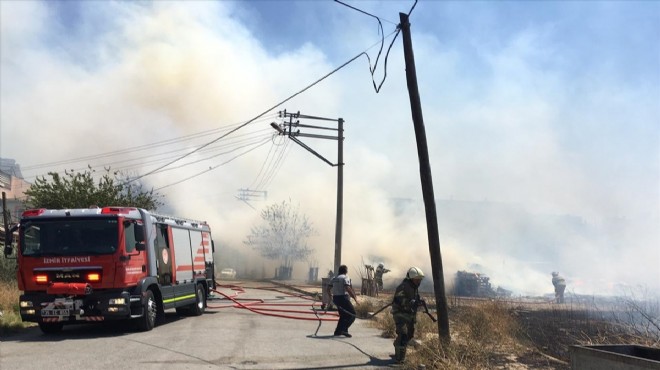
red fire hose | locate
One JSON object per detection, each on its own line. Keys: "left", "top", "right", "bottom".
{"left": 208, "top": 282, "right": 338, "bottom": 322}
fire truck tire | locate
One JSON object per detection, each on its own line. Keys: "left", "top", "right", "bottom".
{"left": 137, "top": 289, "right": 157, "bottom": 331}
{"left": 190, "top": 283, "right": 206, "bottom": 316}
{"left": 38, "top": 321, "right": 64, "bottom": 334}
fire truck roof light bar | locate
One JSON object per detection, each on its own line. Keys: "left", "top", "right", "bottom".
{"left": 101, "top": 207, "right": 137, "bottom": 215}
{"left": 22, "top": 209, "right": 47, "bottom": 217}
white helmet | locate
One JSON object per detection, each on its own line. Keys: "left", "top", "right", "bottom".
{"left": 407, "top": 266, "right": 425, "bottom": 280}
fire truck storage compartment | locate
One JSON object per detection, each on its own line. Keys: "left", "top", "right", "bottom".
{"left": 171, "top": 227, "right": 194, "bottom": 283}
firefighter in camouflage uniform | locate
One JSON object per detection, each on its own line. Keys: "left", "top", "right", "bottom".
{"left": 391, "top": 266, "right": 425, "bottom": 364}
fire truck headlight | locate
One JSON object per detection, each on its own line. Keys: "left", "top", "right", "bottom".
{"left": 24, "top": 309, "right": 36, "bottom": 315}
{"left": 109, "top": 298, "right": 125, "bottom": 305}
{"left": 20, "top": 300, "right": 33, "bottom": 308}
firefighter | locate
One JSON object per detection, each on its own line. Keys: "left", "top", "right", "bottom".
{"left": 327, "top": 264, "right": 358, "bottom": 337}
{"left": 374, "top": 263, "right": 390, "bottom": 291}
{"left": 391, "top": 266, "right": 425, "bottom": 364}
{"left": 552, "top": 271, "right": 566, "bottom": 303}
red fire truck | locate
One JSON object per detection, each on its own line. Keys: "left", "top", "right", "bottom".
{"left": 4, "top": 206, "right": 216, "bottom": 334}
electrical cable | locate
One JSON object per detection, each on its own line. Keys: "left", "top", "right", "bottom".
{"left": 247, "top": 136, "right": 280, "bottom": 190}
{"left": 20, "top": 24, "right": 402, "bottom": 192}
{"left": 19, "top": 122, "right": 276, "bottom": 183}
{"left": 153, "top": 137, "right": 272, "bottom": 191}
{"left": 136, "top": 134, "right": 273, "bottom": 176}
{"left": 124, "top": 47, "right": 366, "bottom": 186}
{"left": 21, "top": 116, "right": 276, "bottom": 172}
{"left": 248, "top": 134, "right": 289, "bottom": 191}
{"left": 149, "top": 35, "right": 399, "bottom": 190}
{"left": 254, "top": 139, "right": 291, "bottom": 191}
{"left": 25, "top": 131, "right": 275, "bottom": 180}
{"left": 407, "top": 0, "right": 418, "bottom": 17}
{"left": 335, "top": 0, "right": 402, "bottom": 93}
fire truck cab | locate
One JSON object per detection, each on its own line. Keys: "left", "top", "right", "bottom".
{"left": 5, "top": 207, "right": 216, "bottom": 334}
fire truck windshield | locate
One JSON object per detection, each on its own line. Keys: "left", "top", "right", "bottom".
{"left": 20, "top": 218, "right": 119, "bottom": 257}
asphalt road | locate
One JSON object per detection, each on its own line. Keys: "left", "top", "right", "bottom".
{"left": 0, "top": 281, "right": 396, "bottom": 369}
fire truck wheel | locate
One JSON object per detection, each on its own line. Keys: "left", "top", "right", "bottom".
{"left": 190, "top": 284, "right": 206, "bottom": 316}
{"left": 38, "top": 321, "right": 64, "bottom": 334}
{"left": 137, "top": 289, "right": 157, "bottom": 331}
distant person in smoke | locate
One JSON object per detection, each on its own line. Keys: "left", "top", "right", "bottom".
{"left": 391, "top": 266, "right": 425, "bottom": 364}
{"left": 375, "top": 263, "right": 390, "bottom": 291}
{"left": 552, "top": 271, "right": 566, "bottom": 303}
{"left": 327, "top": 264, "right": 358, "bottom": 337}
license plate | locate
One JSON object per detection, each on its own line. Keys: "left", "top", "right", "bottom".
{"left": 41, "top": 309, "right": 70, "bottom": 316}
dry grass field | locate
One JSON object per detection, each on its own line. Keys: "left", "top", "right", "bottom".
{"left": 359, "top": 292, "right": 659, "bottom": 370}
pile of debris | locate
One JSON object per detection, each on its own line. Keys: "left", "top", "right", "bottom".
{"left": 453, "top": 270, "right": 512, "bottom": 298}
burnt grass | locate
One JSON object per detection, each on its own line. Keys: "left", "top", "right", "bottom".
{"left": 426, "top": 297, "right": 659, "bottom": 370}
{"left": 513, "top": 308, "right": 594, "bottom": 369}
{"left": 507, "top": 305, "right": 651, "bottom": 369}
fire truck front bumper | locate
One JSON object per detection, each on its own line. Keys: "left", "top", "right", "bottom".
{"left": 19, "top": 290, "right": 133, "bottom": 323}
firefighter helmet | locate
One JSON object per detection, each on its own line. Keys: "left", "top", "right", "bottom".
{"left": 407, "top": 267, "right": 425, "bottom": 280}
{"left": 552, "top": 271, "right": 559, "bottom": 277}
{"left": 378, "top": 263, "right": 384, "bottom": 268}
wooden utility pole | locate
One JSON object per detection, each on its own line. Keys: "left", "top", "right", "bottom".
{"left": 2, "top": 192, "right": 8, "bottom": 233}
{"left": 399, "top": 12, "right": 451, "bottom": 344}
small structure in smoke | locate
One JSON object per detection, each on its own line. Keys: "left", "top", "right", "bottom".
{"left": 453, "top": 270, "right": 511, "bottom": 298}
{"left": 307, "top": 266, "right": 319, "bottom": 283}
{"left": 361, "top": 264, "right": 378, "bottom": 297}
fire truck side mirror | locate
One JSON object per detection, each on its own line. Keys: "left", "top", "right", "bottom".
{"left": 134, "top": 223, "right": 145, "bottom": 243}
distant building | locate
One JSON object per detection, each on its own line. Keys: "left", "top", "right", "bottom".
{"left": 0, "top": 158, "right": 30, "bottom": 223}
{"left": 0, "top": 158, "right": 24, "bottom": 179}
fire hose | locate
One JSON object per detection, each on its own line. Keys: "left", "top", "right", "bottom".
{"left": 419, "top": 300, "right": 437, "bottom": 322}
{"left": 209, "top": 282, "right": 339, "bottom": 322}
{"left": 208, "top": 281, "right": 404, "bottom": 337}
{"left": 333, "top": 300, "right": 437, "bottom": 322}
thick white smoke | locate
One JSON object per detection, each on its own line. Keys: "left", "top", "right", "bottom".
{"left": 1, "top": 1, "right": 657, "bottom": 297}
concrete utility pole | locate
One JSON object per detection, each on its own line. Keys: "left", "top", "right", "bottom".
{"left": 399, "top": 12, "right": 451, "bottom": 344}
{"left": 271, "top": 112, "right": 345, "bottom": 274}
{"left": 334, "top": 118, "right": 344, "bottom": 275}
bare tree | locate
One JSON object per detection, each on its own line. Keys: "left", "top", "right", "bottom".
{"left": 244, "top": 199, "right": 317, "bottom": 278}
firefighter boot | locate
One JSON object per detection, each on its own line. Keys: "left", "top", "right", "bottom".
{"left": 394, "top": 346, "right": 406, "bottom": 364}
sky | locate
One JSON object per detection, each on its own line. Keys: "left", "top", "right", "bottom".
{"left": 1, "top": 0, "right": 658, "bottom": 297}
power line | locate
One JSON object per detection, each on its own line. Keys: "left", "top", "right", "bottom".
{"left": 20, "top": 123, "right": 274, "bottom": 182}
{"left": 248, "top": 134, "right": 287, "bottom": 190}
{"left": 138, "top": 135, "right": 274, "bottom": 177}
{"left": 255, "top": 138, "right": 291, "bottom": 191}
{"left": 110, "top": 131, "right": 274, "bottom": 174}
{"left": 19, "top": 24, "right": 401, "bottom": 192}
{"left": 20, "top": 117, "right": 275, "bottom": 171}
{"left": 153, "top": 137, "right": 272, "bottom": 191}
{"left": 333, "top": 0, "right": 398, "bottom": 25}
{"left": 335, "top": 0, "right": 402, "bottom": 93}
{"left": 146, "top": 32, "right": 399, "bottom": 190}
